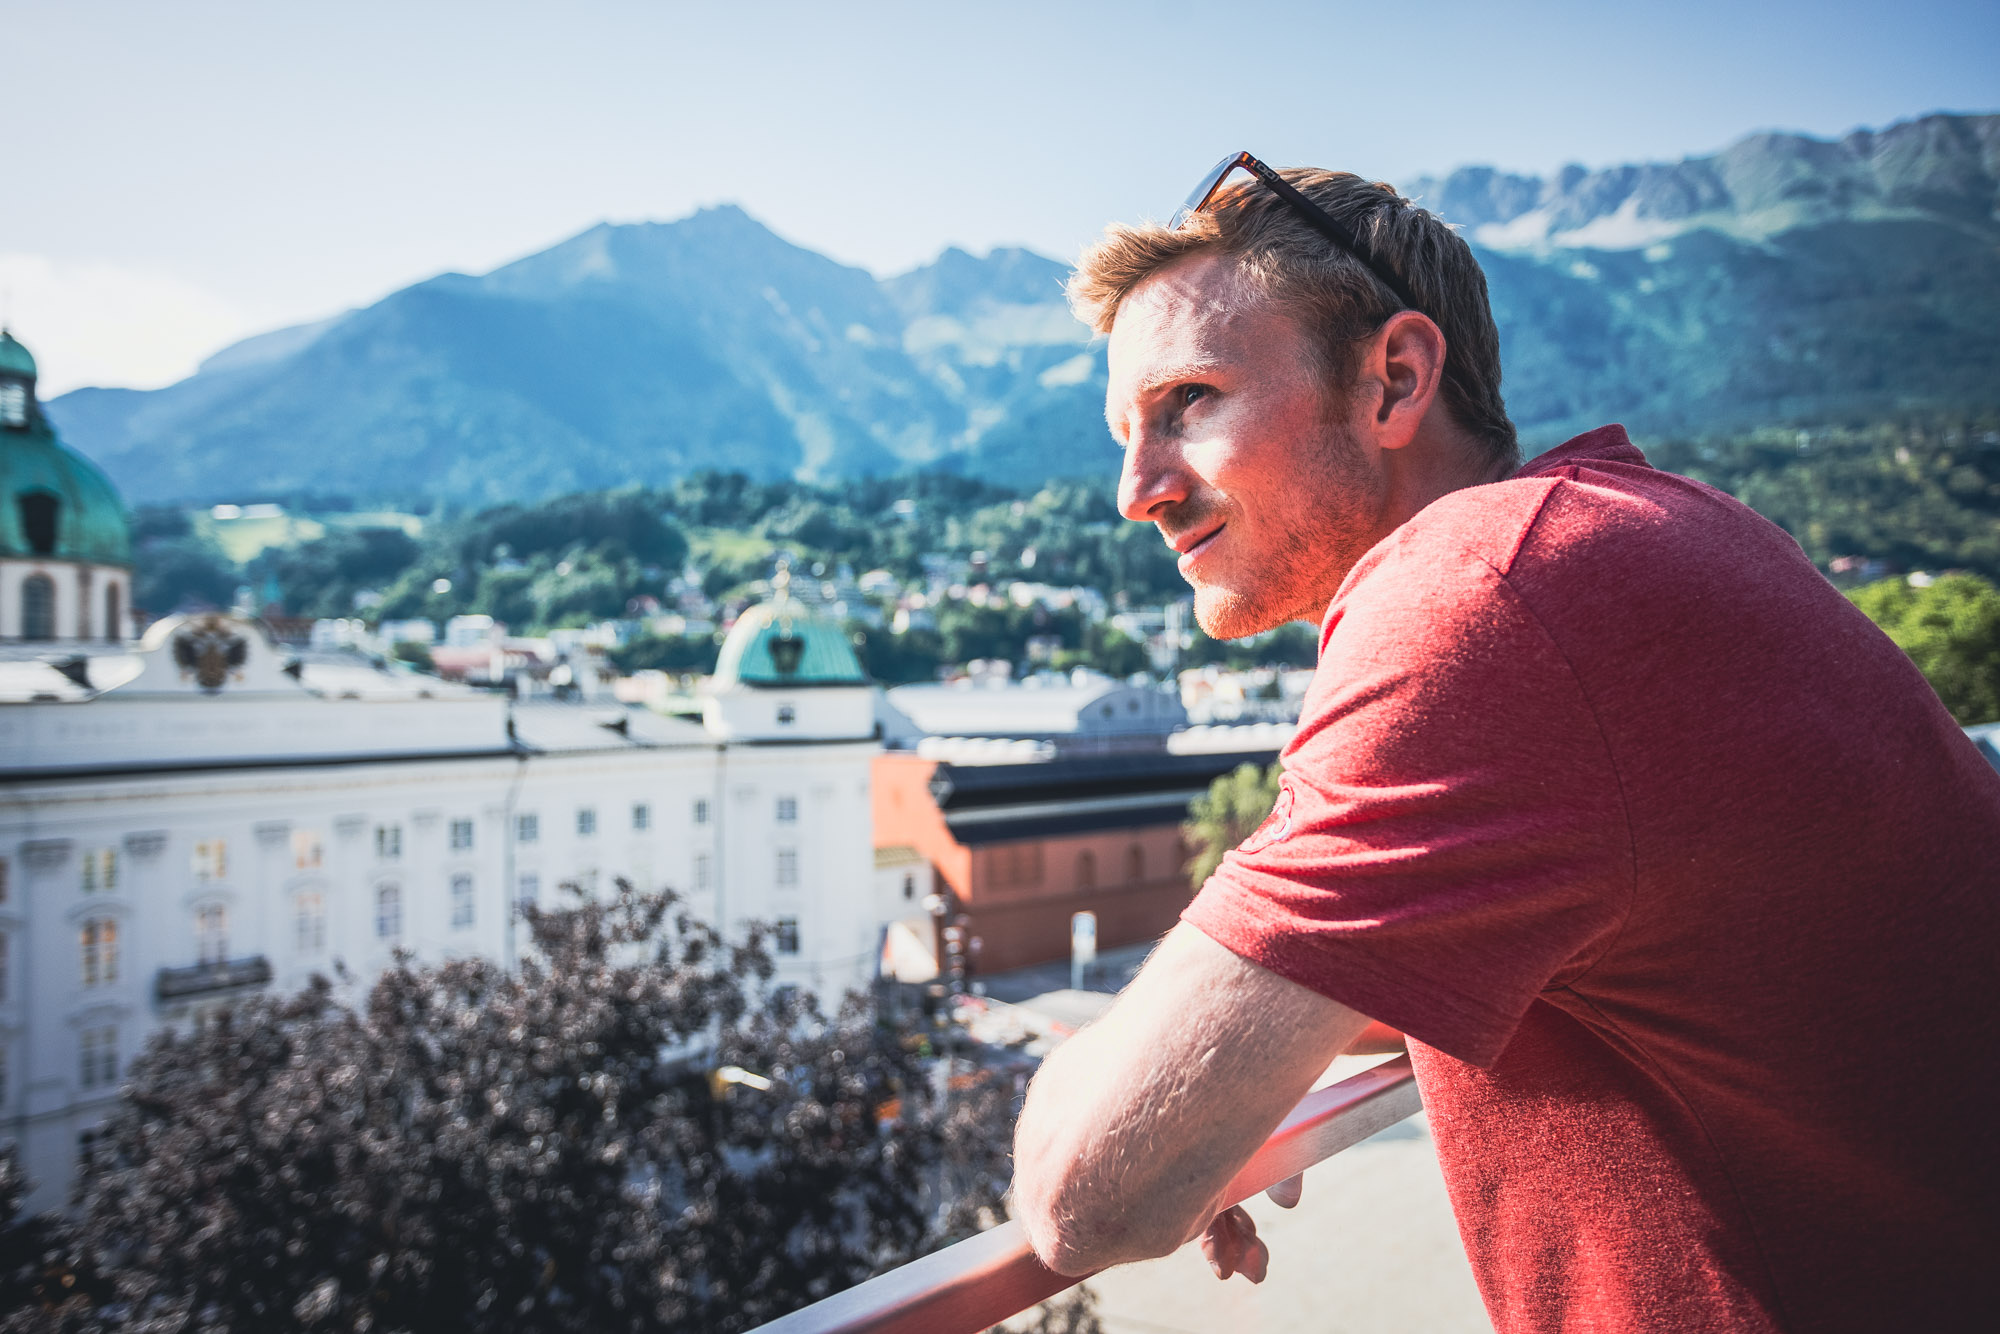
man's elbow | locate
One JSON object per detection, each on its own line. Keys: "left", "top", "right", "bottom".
{"left": 1014, "top": 1168, "right": 1182, "bottom": 1277}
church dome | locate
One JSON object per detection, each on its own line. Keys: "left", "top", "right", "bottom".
{"left": 0, "top": 331, "right": 35, "bottom": 379}
{"left": 0, "top": 332, "right": 132, "bottom": 566}
{"left": 713, "top": 574, "right": 868, "bottom": 689}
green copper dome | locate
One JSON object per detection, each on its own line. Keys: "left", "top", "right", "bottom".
{"left": 0, "top": 331, "right": 35, "bottom": 379}
{"left": 714, "top": 589, "right": 869, "bottom": 688}
{"left": 1, "top": 333, "right": 132, "bottom": 566}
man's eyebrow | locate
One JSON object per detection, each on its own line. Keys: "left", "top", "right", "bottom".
{"left": 1106, "top": 359, "right": 1227, "bottom": 439}
{"left": 1132, "top": 360, "right": 1226, "bottom": 398}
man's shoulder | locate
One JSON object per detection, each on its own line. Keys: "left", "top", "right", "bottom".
{"left": 1356, "top": 428, "right": 1766, "bottom": 599}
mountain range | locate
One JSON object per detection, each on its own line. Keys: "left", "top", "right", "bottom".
{"left": 50, "top": 112, "right": 2000, "bottom": 508}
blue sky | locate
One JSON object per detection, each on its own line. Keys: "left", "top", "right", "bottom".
{"left": 7, "top": 0, "right": 1997, "bottom": 392}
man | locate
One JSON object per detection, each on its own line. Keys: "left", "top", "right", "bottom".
{"left": 1010, "top": 155, "right": 2000, "bottom": 1333}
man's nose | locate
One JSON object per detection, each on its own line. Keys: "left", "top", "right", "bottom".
{"left": 1117, "top": 430, "right": 1190, "bottom": 523}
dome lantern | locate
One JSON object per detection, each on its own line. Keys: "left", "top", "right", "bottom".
{"left": 0, "top": 330, "right": 35, "bottom": 430}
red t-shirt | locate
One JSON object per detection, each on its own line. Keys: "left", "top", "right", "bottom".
{"left": 1185, "top": 426, "right": 2000, "bottom": 1333}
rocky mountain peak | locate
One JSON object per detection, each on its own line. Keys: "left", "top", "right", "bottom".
{"left": 1409, "top": 111, "right": 2000, "bottom": 251}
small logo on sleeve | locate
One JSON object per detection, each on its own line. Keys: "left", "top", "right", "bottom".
{"left": 1238, "top": 780, "right": 1295, "bottom": 856}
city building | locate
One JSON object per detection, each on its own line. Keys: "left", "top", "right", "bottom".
{"left": 880, "top": 671, "right": 1186, "bottom": 757}
{"left": 874, "top": 669, "right": 1283, "bottom": 975}
{"left": 872, "top": 746, "right": 1280, "bottom": 975}
{"left": 0, "top": 345, "right": 885, "bottom": 1211}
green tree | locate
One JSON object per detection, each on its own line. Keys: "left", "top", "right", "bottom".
{"left": 609, "top": 633, "right": 723, "bottom": 676}
{"left": 1182, "top": 761, "right": 1285, "bottom": 889}
{"left": 1847, "top": 573, "right": 2000, "bottom": 724}
{"left": 389, "top": 639, "right": 436, "bottom": 673}
{"left": 851, "top": 624, "right": 946, "bottom": 685}
{"left": 131, "top": 534, "right": 239, "bottom": 616}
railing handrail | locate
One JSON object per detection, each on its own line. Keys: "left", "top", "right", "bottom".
{"left": 751, "top": 1054, "right": 1422, "bottom": 1334}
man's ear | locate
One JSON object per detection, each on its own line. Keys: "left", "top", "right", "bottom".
{"left": 1366, "top": 311, "right": 1448, "bottom": 450}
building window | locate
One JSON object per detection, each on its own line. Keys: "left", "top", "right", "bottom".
{"left": 576, "top": 808, "right": 597, "bottom": 837}
{"left": 292, "top": 829, "right": 323, "bottom": 870}
{"left": 376, "top": 885, "right": 402, "bottom": 940}
{"left": 375, "top": 824, "right": 403, "bottom": 860}
{"left": 18, "top": 493, "right": 59, "bottom": 556}
{"left": 79, "top": 1026, "right": 118, "bottom": 1090}
{"left": 1076, "top": 850, "right": 1096, "bottom": 889}
{"left": 451, "top": 874, "right": 475, "bottom": 928}
{"left": 631, "top": 803, "right": 650, "bottom": 831}
{"left": 1125, "top": 843, "right": 1145, "bottom": 884}
{"left": 295, "top": 892, "right": 326, "bottom": 954}
{"left": 775, "top": 704, "right": 796, "bottom": 726}
{"left": 0, "top": 856, "right": 9, "bottom": 903}
{"left": 21, "top": 573, "right": 55, "bottom": 640}
{"left": 196, "top": 904, "right": 228, "bottom": 964}
{"left": 693, "top": 798, "right": 710, "bottom": 826}
{"left": 775, "top": 918, "right": 801, "bottom": 955}
{"left": 80, "top": 918, "right": 118, "bottom": 987}
{"left": 693, "top": 853, "right": 712, "bottom": 893}
{"left": 775, "top": 796, "right": 798, "bottom": 824}
{"left": 993, "top": 843, "right": 1043, "bottom": 888}
{"left": 516, "top": 873, "right": 539, "bottom": 908}
{"left": 0, "top": 382, "right": 23, "bottom": 426}
{"left": 81, "top": 848, "right": 118, "bottom": 893}
{"left": 0, "top": 930, "right": 8, "bottom": 999}
{"left": 449, "top": 818, "right": 475, "bottom": 851}
{"left": 105, "top": 582, "right": 121, "bottom": 641}
{"left": 902, "top": 873, "right": 916, "bottom": 901}
{"left": 192, "top": 839, "right": 227, "bottom": 882}
{"left": 516, "top": 813, "right": 540, "bottom": 844}
{"left": 776, "top": 848, "right": 798, "bottom": 887}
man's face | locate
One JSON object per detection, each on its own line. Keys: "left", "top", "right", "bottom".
{"left": 1108, "top": 252, "right": 1389, "bottom": 639}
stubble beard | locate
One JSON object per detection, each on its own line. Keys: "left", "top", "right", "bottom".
{"left": 1188, "top": 420, "right": 1382, "bottom": 640}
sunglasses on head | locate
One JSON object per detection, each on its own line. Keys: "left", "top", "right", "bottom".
{"left": 1173, "top": 151, "right": 1422, "bottom": 316}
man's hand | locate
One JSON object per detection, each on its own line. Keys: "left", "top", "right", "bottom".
{"left": 1012, "top": 924, "right": 1371, "bottom": 1277}
{"left": 1199, "top": 1174, "right": 1301, "bottom": 1283}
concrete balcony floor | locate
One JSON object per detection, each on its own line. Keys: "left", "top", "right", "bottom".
{"left": 1075, "top": 1106, "right": 1487, "bottom": 1333}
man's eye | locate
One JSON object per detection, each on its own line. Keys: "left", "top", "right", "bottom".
{"left": 1181, "top": 384, "right": 1211, "bottom": 407}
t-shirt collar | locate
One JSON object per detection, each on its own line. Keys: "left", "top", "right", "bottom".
{"left": 1512, "top": 423, "right": 1648, "bottom": 479}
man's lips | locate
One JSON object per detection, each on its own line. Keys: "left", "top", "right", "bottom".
{"left": 1170, "top": 523, "right": 1225, "bottom": 566}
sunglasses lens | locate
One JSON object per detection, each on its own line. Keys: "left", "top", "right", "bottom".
{"left": 1173, "top": 153, "right": 1245, "bottom": 229}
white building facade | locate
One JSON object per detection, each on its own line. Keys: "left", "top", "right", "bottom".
{"left": 0, "top": 596, "right": 884, "bottom": 1212}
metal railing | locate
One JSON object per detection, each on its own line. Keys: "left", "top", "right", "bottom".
{"left": 751, "top": 1054, "right": 1422, "bottom": 1334}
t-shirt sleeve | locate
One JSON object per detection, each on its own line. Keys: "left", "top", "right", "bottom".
{"left": 1184, "top": 540, "right": 1634, "bottom": 1069}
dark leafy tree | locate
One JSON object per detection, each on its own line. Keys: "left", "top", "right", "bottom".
{"left": 608, "top": 634, "right": 724, "bottom": 676}
{"left": 1180, "top": 624, "right": 1317, "bottom": 671}
{"left": 249, "top": 528, "right": 422, "bottom": 619}
{"left": 1847, "top": 573, "right": 2000, "bottom": 725}
{"left": 850, "top": 624, "right": 946, "bottom": 685}
{"left": 0, "top": 1146, "right": 102, "bottom": 1332}
{"left": 4, "top": 884, "right": 1043, "bottom": 1334}
{"left": 130, "top": 535, "right": 238, "bottom": 617}
{"left": 1183, "top": 761, "right": 1285, "bottom": 889}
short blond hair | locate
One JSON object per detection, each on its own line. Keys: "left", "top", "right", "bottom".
{"left": 1070, "top": 169, "right": 1517, "bottom": 465}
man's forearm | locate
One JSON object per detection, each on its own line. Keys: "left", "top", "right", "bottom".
{"left": 1010, "top": 924, "right": 1372, "bottom": 1276}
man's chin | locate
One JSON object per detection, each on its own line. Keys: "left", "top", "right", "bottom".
{"left": 1191, "top": 584, "right": 1292, "bottom": 640}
